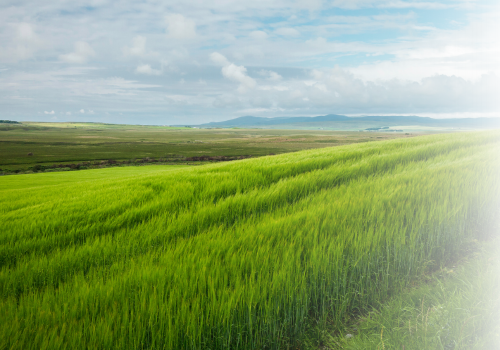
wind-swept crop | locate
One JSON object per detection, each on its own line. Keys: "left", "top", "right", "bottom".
{"left": 0, "top": 131, "right": 499, "bottom": 349}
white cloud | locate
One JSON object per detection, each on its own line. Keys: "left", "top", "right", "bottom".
{"left": 80, "top": 109, "right": 85, "bottom": 113}
{"left": 396, "top": 45, "right": 475, "bottom": 60}
{"left": 327, "top": 0, "right": 455, "bottom": 10}
{"left": 206, "top": 64, "right": 500, "bottom": 116}
{"left": 249, "top": 31, "right": 268, "bottom": 40}
{"left": 165, "top": 94, "right": 191, "bottom": 104}
{"left": 44, "top": 110, "right": 55, "bottom": 114}
{"left": 310, "top": 69, "right": 324, "bottom": 80}
{"left": 304, "top": 69, "right": 498, "bottom": 113}
{"left": 259, "top": 70, "right": 282, "bottom": 82}
{"left": 212, "top": 94, "right": 243, "bottom": 108}
{"left": 59, "top": 41, "right": 95, "bottom": 64}
{"left": 136, "top": 64, "right": 162, "bottom": 75}
{"left": 210, "top": 52, "right": 230, "bottom": 66}
{"left": 210, "top": 52, "right": 257, "bottom": 92}
{"left": 2, "top": 0, "right": 498, "bottom": 123}
{"left": 123, "top": 36, "right": 159, "bottom": 59}
{"left": 348, "top": 12, "right": 500, "bottom": 82}
{"left": 377, "top": 1, "right": 451, "bottom": 10}
{"left": 274, "top": 28, "right": 300, "bottom": 36}
{"left": 123, "top": 36, "right": 146, "bottom": 57}
{"left": 222, "top": 64, "right": 257, "bottom": 92}
{"left": 165, "top": 14, "right": 196, "bottom": 39}
{"left": 17, "top": 22, "right": 37, "bottom": 41}
{"left": 0, "top": 23, "right": 43, "bottom": 63}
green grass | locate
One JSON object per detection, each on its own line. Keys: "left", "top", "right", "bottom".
{"left": 319, "top": 234, "right": 500, "bottom": 350}
{"left": 0, "top": 165, "right": 190, "bottom": 191}
{"left": 0, "top": 131, "right": 499, "bottom": 349}
{"left": 0, "top": 122, "right": 414, "bottom": 172}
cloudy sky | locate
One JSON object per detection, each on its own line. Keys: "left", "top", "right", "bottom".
{"left": 1, "top": 0, "right": 499, "bottom": 124}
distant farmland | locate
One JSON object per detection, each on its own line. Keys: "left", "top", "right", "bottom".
{"left": 0, "top": 122, "right": 413, "bottom": 173}
{"left": 0, "top": 132, "right": 499, "bottom": 349}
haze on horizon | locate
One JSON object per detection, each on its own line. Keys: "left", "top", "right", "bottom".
{"left": 1, "top": 0, "right": 499, "bottom": 125}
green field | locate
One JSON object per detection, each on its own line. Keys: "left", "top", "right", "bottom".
{"left": 324, "top": 234, "right": 500, "bottom": 349}
{"left": 0, "top": 131, "right": 499, "bottom": 349}
{"left": 0, "top": 122, "right": 413, "bottom": 173}
{"left": 0, "top": 165, "right": 191, "bottom": 192}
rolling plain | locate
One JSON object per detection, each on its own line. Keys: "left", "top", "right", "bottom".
{"left": 0, "top": 122, "right": 413, "bottom": 174}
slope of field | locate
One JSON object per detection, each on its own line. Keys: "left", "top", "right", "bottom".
{"left": 0, "top": 132, "right": 499, "bottom": 349}
{"left": 0, "top": 165, "right": 190, "bottom": 191}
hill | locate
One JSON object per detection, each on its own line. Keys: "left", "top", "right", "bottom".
{"left": 190, "top": 114, "right": 500, "bottom": 131}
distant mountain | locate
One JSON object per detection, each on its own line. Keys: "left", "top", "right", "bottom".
{"left": 196, "top": 114, "right": 351, "bottom": 127}
{"left": 183, "top": 114, "right": 500, "bottom": 130}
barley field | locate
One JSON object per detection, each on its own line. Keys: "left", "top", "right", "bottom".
{"left": 0, "top": 132, "right": 499, "bottom": 349}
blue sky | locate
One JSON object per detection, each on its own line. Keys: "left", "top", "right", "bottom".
{"left": 0, "top": 0, "right": 499, "bottom": 124}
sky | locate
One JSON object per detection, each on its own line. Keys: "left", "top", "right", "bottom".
{"left": 0, "top": 0, "right": 499, "bottom": 125}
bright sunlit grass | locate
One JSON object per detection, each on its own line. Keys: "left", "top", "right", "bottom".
{"left": 0, "top": 164, "right": 190, "bottom": 191}
{"left": 326, "top": 234, "right": 500, "bottom": 350}
{"left": 0, "top": 131, "right": 499, "bottom": 349}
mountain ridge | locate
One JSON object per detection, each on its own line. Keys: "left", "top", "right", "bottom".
{"left": 176, "top": 114, "right": 500, "bottom": 130}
